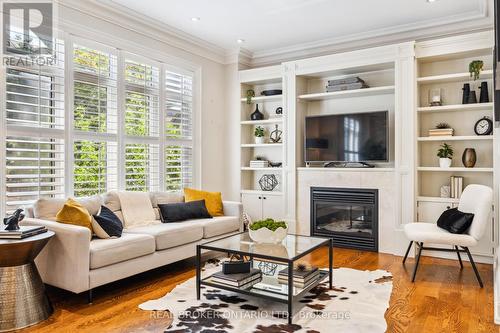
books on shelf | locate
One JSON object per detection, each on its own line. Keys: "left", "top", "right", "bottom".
{"left": 211, "top": 268, "right": 262, "bottom": 288}
{"left": 450, "top": 176, "right": 464, "bottom": 199}
{"left": 326, "top": 77, "right": 368, "bottom": 92}
{"left": 428, "top": 128, "right": 454, "bottom": 136}
{"left": 0, "top": 226, "right": 47, "bottom": 239}
{"left": 249, "top": 160, "right": 269, "bottom": 168}
{"left": 277, "top": 267, "right": 320, "bottom": 288}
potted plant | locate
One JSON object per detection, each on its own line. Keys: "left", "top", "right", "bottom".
{"left": 437, "top": 143, "right": 453, "bottom": 168}
{"left": 254, "top": 126, "right": 265, "bottom": 144}
{"left": 246, "top": 89, "right": 255, "bottom": 104}
{"left": 248, "top": 218, "right": 288, "bottom": 244}
{"left": 469, "top": 60, "right": 484, "bottom": 81}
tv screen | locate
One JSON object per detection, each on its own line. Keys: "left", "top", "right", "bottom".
{"left": 305, "top": 111, "right": 388, "bottom": 163}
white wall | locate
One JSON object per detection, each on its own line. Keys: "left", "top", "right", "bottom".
{"left": 58, "top": 3, "right": 231, "bottom": 197}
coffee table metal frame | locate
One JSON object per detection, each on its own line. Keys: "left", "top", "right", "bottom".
{"left": 196, "top": 232, "right": 333, "bottom": 325}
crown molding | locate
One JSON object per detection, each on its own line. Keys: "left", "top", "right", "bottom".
{"left": 249, "top": 0, "right": 491, "bottom": 67}
{"left": 56, "top": 0, "right": 227, "bottom": 64}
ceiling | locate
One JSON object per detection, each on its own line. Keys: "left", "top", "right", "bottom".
{"left": 107, "top": 0, "right": 488, "bottom": 57}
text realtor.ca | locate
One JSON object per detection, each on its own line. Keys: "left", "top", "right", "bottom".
{"left": 2, "top": 1, "right": 57, "bottom": 66}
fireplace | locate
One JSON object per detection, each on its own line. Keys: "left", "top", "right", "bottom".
{"left": 310, "top": 187, "right": 378, "bottom": 251}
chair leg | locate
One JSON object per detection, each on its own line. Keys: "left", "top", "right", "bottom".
{"left": 455, "top": 246, "right": 463, "bottom": 269}
{"left": 411, "top": 242, "right": 423, "bottom": 282}
{"left": 463, "top": 247, "right": 483, "bottom": 288}
{"left": 402, "top": 241, "right": 413, "bottom": 264}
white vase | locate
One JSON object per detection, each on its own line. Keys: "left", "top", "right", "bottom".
{"left": 255, "top": 136, "right": 265, "bottom": 144}
{"left": 439, "top": 158, "right": 452, "bottom": 168}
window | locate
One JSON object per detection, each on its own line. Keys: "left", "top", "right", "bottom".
{"left": 3, "top": 39, "right": 65, "bottom": 213}
{"left": 164, "top": 69, "right": 194, "bottom": 191}
{"left": 1, "top": 36, "right": 196, "bottom": 216}
{"left": 72, "top": 43, "right": 118, "bottom": 197}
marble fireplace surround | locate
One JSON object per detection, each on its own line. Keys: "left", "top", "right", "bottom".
{"left": 296, "top": 168, "right": 400, "bottom": 255}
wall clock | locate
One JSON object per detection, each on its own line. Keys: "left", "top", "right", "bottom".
{"left": 474, "top": 116, "right": 493, "bottom": 135}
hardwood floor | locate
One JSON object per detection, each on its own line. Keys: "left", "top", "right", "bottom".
{"left": 19, "top": 247, "right": 498, "bottom": 333}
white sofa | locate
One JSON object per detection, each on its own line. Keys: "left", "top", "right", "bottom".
{"left": 21, "top": 191, "right": 243, "bottom": 301}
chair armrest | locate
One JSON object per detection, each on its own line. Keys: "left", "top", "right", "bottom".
{"left": 223, "top": 201, "right": 243, "bottom": 231}
{"left": 21, "top": 218, "right": 91, "bottom": 293}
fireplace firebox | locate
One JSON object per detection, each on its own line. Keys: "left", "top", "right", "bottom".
{"left": 310, "top": 187, "right": 378, "bottom": 251}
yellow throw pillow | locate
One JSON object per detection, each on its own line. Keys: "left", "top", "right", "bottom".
{"left": 184, "top": 188, "right": 224, "bottom": 217}
{"left": 56, "top": 198, "right": 93, "bottom": 232}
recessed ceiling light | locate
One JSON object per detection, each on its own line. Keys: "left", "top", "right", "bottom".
{"left": 427, "top": 0, "right": 438, "bottom": 2}
{"left": 191, "top": 17, "right": 200, "bottom": 22}
{"left": 237, "top": 39, "right": 245, "bottom": 44}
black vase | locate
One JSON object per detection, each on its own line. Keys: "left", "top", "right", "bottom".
{"left": 467, "top": 90, "right": 477, "bottom": 104}
{"left": 250, "top": 104, "right": 264, "bottom": 120}
{"left": 479, "top": 81, "right": 489, "bottom": 103}
{"left": 462, "top": 83, "right": 470, "bottom": 104}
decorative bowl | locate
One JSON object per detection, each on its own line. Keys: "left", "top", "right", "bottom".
{"left": 248, "top": 223, "right": 288, "bottom": 244}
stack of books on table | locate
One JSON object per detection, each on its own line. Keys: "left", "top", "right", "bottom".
{"left": 211, "top": 268, "right": 262, "bottom": 289}
{"left": 450, "top": 176, "right": 464, "bottom": 199}
{"left": 428, "top": 128, "right": 454, "bottom": 137}
{"left": 325, "top": 76, "right": 368, "bottom": 92}
{"left": 278, "top": 267, "right": 320, "bottom": 288}
{"left": 249, "top": 160, "right": 269, "bottom": 168}
{"left": 0, "top": 226, "right": 47, "bottom": 239}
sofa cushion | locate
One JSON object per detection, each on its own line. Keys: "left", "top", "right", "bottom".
{"left": 183, "top": 216, "right": 240, "bottom": 239}
{"left": 56, "top": 198, "right": 93, "bottom": 232}
{"left": 158, "top": 200, "right": 212, "bottom": 223}
{"left": 34, "top": 195, "right": 102, "bottom": 220}
{"left": 184, "top": 188, "right": 224, "bottom": 217}
{"left": 90, "top": 233, "right": 155, "bottom": 269}
{"left": 150, "top": 192, "right": 184, "bottom": 208}
{"left": 125, "top": 223, "right": 203, "bottom": 250}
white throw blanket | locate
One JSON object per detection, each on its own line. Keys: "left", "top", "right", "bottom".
{"left": 117, "top": 191, "right": 157, "bottom": 229}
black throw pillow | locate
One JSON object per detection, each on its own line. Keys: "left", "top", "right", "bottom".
{"left": 158, "top": 200, "right": 212, "bottom": 223}
{"left": 92, "top": 205, "right": 123, "bottom": 238}
{"left": 437, "top": 207, "right": 474, "bottom": 234}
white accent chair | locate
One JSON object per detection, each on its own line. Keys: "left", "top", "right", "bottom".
{"left": 403, "top": 184, "right": 493, "bottom": 287}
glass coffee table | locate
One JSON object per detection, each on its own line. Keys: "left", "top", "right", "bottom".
{"left": 196, "top": 232, "right": 333, "bottom": 324}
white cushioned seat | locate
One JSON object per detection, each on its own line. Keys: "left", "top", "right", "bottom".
{"left": 125, "top": 223, "right": 203, "bottom": 250}
{"left": 184, "top": 216, "right": 241, "bottom": 239}
{"left": 403, "top": 222, "right": 478, "bottom": 247}
{"left": 90, "top": 233, "right": 155, "bottom": 269}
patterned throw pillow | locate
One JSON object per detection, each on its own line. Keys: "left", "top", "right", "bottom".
{"left": 92, "top": 205, "right": 123, "bottom": 239}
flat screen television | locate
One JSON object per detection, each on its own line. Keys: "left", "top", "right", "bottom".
{"left": 305, "top": 111, "right": 388, "bottom": 163}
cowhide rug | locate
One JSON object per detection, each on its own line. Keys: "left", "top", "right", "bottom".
{"left": 140, "top": 261, "right": 393, "bottom": 333}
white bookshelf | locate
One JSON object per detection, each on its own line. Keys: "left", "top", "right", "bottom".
{"left": 240, "top": 95, "right": 282, "bottom": 103}
{"left": 298, "top": 85, "right": 395, "bottom": 101}
{"left": 240, "top": 118, "right": 283, "bottom": 125}
{"left": 417, "top": 69, "right": 493, "bottom": 84}
{"left": 417, "top": 102, "right": 493, "bottom": 113}
{"left": 417, "top": 135, "right": 493, "bottom": 141}
{"left": 417, "top": 167, "right": 494, "bottom": 173}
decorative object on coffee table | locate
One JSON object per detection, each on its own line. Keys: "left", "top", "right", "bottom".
{"left": 4, "top": 208, "right": 24, "bottom": 231}
{"left": 250, "top": 104, "right": 264, "bottom": 120}
{"left": 269, "top": 124, "right": 282, "bottom": 143}
{"left": 258, "top": 174, "right": 279, "bottom": 191}
{"left": 249, "top": 218, "right": 288, "bottom": 244}
{"left": 275, "top": 106, "right": 283, "bottom": 115}
{"left": 474, "top": 116, "right": 493, "bottom": 135}
{"left": 479, "top": 81, "right": 489, "bottom": 103}
{"left": 437, "top": 143, "right": 453, "bottom": 168}
{"left": 462, "top": 148, "right": 477, "bottom": 168}
{"left": 254, "top": 126, "right": 265, "bottom": 144}
{"left": 0, "top": 231, "right": 55, "bottom": 332}
{"left": 462, "top": 83, "right": 470, "bottom": 104}
{"left": 257, "top": 261, "right": 279, "bottom": 276}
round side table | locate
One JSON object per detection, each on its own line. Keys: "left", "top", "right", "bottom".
{"left": 0, "top": 231, "right": 55, "bottom": 332}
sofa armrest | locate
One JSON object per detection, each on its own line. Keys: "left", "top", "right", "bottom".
{"left": 223, "top": 201, "right": 243, "bottom": 231}
{"left": 21, "top": 218, "right": 91, "bottom": 294}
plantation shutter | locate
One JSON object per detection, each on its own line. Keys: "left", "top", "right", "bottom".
{"left": 72, "top": 42, "right": 118, "bottom": 197}
{"left": 4, "top": 40, "right": 65, "bottom": 213}
{"left": 164, "top": 69, "right": 193, "bottom": 191}
{"left": 125, "top": 144, "right": 159, "bottom": 191}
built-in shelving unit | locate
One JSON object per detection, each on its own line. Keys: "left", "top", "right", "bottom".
{"left": 297, "top": 85, "right": 395, "bottom": 101}
{"left": 415, "top": 34, "right": 495, "bottom": 260}
{"left": 239, "top": 66, "right": 286, "bottom": 222}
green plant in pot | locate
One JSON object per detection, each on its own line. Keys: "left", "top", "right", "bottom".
{"left": 437, "top": 143, "right": 453, "bottom": 168}
{"left": 246, "top": 89, "right": 255, "bottom": 104}
{"left": 249, "top": 218, "right": 288, "bottom": 244}
{"left": 254, "top": 126, "right": 265, "bottom": 144}
{"left": 469, "top": 60, "right": 484, "bottom": 81}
